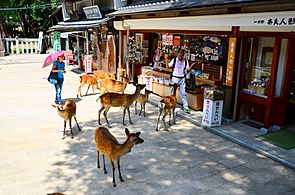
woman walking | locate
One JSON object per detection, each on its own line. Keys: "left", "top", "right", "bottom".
{"left": 52, "top": 55, "right": 66, "bottom": 104}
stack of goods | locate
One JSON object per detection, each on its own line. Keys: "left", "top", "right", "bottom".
{"left": 141, "top": 66, "right": 153, "bottom": 76}
{"left": 204, "top": 87, "right": 224, "bottom": 100}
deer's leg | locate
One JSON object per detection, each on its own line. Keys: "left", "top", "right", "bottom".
{"left": 172, "top": 107, "right": 176, "bottom": 125}
{"left": 139, "top": 103, "right": 142, "bottom": 116}
{"left": 62, "top": 120, "right": 66, "bottom": 139}
{"left": 92, "top": 84, "right": 95, "bottom": 94}
{"left": 117, "top": 158, "right": 124, "bottom": 182}
{"left": 123, "top": 108, "right": 126, "bottom": 125}
{"left": 104, "top": 107, "right": 111, "bottom": 128}
{"left": 97, "top": 151, "right": 100, "bottom": 168}
{"left": 143, "top": 102, "right": 146, "bottom": 117}
{"left": 110, "top": 158, "right": 116, "bottom": 187}
{"left": 77, "top": 85, "right": 81, "bottom": 98}
{"left": 155, "top": 105, "right": 163, "bottom": 131}
{"left": 74, "top": 116, "right": 81, "bottom": 131}
{"left": 103, "top": 155, "right": 107, "bottom": 174}
{"left": 135, "top": 101, "right": 137, "bottom": 114}
{"left": 168, "top": 110, "right": 172, "bottom": 125}
{"left": 127, "top": 107, "right": 133, "bottom": 124}
{"left": 69, "top": 118, "right": 74, "bottom": 139}
{"left": 85, "top": 85, "right": 91, "bottom": 96}
{"left": 98, "top": 106, "right": 105, "bottom": 125}
{"left": 162, "top": 110, "right": 169, "bottom": 131}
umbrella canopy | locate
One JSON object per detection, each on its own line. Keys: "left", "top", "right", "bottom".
{"left": 42, "top": 50, "right": 70, "bottom": 68}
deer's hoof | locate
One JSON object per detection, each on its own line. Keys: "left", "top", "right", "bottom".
{"left": 104, "top": 170, "right": 107, "bottom": 174}
{"left": 113, "top": 183, "right": 116, "bottom": 187}
{"left": 62, "top": 137, "right": 66, "bottom": 139}
{"left": 97, "top": 165, "right": 100, "bottom": 169}
{"left": 165, "top": 129, "right": 169, "bottom": 132}
{"left": 155, "top": 129, "right": 159, "bottom": 131}
{"left": 130, "top": 122, "right": 133, "bottom": 125}
{"left": 120, "top": 178, "right": 124, "bottom": 182}
{"left": 71, "top": 136, "right": 74, "bottom": 139}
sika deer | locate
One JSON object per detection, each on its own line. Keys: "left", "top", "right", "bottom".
{"left": 134, "top": 89, "right": 152, "bottom": 117}
{"left": 155, "top": 83, "right": 178, "bottom": 131}
{"left": 77, "top": 74, "right": 99, "bottom": 98}
{"left": 94, "top": 127, "right": 144, "bottom": 187}
{"left": 97, "top": 83, "right": 146, "bottom": 127}
{"left": 99, "top": 77, "right": 129, "bottom": 94}
{"left": 52, "top": 99, "right": 81, "bottom": 139}
{"left": 93, "top": 70, "right": 114, "bottom": 80}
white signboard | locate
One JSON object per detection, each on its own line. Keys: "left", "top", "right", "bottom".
{"left": 83, "top": 5, "right": 102, "bottom": 19}
{"left": 84, "top": 55, "right": 93, "bottom": 73}
{"left": 138, "top": 75, "right": 153, "bottom": 91}
{"left": 202, "top": 99, "right": 223, "bottom": 127}
{"left": 37, "top": 31, "right": 43, "bottom": 53}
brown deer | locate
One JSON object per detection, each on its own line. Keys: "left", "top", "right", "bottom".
{"left": 93, "top": 70, "right": 114, "bottom": 80}
{"left": 52, "top": 99, "right": 81, "bottom": 139}
{"left": 99, "top": 77, "right": 129, "bottom": 94}
{"left": 77, "top": 74, "right": 99, "bottom": 98}
{"left": 134, "top": 89, "right": 152, "bottom": 117}
{"left": 97, "top": 83, "right": 146, "bottom": 128}
{"left": 94, "top": 127, "right": 144, "bottom": 187}
{"left": 155, "top": 83, "right": 178, "bottom": 131}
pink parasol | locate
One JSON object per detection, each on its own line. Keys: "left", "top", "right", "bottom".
{"left": 42, "top": 50, "right": 70, "bottom": 68}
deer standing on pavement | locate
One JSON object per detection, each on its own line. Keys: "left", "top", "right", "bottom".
{"left": 52, "top": 99, "right": 81, "bottom": 139}
{"left": 99, "top": 77, "right": 129, "bottom": 94}
{"left": 96, "top": 83, "right": 146, "bottom": 127}
{"left": 134, "top": 89, "right": 152, "bottom": 117}
{"left": 93, "top": 70, "right": 114, "bottom": 80}
{"left": 77, "top": 74, "right": 99, "bottom": 98}
{"left": 155, "top": 83, "right": 178, "bottom": 131}
{"left": 94, "top": 127, "right": 144, "bottom": 187}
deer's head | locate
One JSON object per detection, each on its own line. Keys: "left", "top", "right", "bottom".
{"left": 125, "top": 128, "right": 144, "bottom": 145}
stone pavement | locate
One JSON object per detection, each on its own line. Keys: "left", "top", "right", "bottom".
{"left": 0, "top": 55, "right": 295, "bottom": 195}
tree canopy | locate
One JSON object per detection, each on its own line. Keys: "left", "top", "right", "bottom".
{"left": 0, "top": 0, "right": 59, "bottom": 38}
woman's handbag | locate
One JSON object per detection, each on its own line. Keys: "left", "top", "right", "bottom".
{"left": 47, "top": 71, "right": 58, "bottom": 84}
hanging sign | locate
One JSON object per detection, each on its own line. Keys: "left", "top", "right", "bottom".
{"left": 84, "top": 55, "right": 93, "bottom": 73}
{"left": 162, "top": 34, "right": 173, "bottom": 45}
{"left": 225, "top": 37, "right": 236, "bottom": 87}
{"left": 37, "top": 31, "right": 43, "bottom": 53}
{"left": 83, "top": 5, "right": 102, "bottom": 19}
{"left": 53, "top": 32, "right": 61, "bottom": 52}
{"left": 173, "top": 36, "right": 181, "bottom": 46}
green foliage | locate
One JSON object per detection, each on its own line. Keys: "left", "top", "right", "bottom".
{"left": 0, "top": 0, "right": 59, "bottom": 37}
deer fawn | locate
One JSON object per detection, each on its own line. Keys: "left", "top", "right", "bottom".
{"left": 52, "top": 99, "right": 81, "bottom": 139}
{"left": 77, "top": 74, "right": 99, "bottom": 98}
{"left": 93, "top": 70, "right": 114, "bottom": 80}
{"left": 97, "top": 83, "right": 146, "bottom": 128}
{"left": 134, "top": 89, "right": 152, "bottom": 117}
{"left": 94, "top": 127, "right": 144, "bottom": 187}
{"left": 99, "top": 77, "right": 129, "bottom": 94}
{"left": 155, "top": 83, "right": 178, "bottom": 131}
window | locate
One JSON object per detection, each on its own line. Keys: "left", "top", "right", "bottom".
{"left": 242, "top": 37, "right": 275, "bottom": 97}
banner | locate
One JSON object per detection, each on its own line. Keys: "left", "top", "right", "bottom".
{"left": 53, "top": 32, "right": 61, "bottom": 52}
{"left": 37, "top": 31, "right": 43, "bottom": 53}
{"left": 225, "top": 37, "right": 236, "bottom": 87}
{"left": 84, "top": 55, "right": 93, "bottom": 73}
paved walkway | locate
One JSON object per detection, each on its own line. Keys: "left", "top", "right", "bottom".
{"left": 0, "top": 55, "right": 294, "bottom": 195}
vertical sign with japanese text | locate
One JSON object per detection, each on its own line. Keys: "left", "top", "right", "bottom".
{"left": 84, "top": 55, "right": 93, "bottom": 73}
{"left": 225, "top": 37, "right": 236, "bottom": 87}
{"left": 53, "top": 32, "right": 61, "bottom": 52}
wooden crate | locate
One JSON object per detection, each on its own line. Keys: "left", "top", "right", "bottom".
{"left": 176, "top": 90, "right": 204, "bottom": 110}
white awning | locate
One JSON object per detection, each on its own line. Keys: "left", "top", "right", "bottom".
{"left": 114, "top": 10, "right": 295, "bottom": 32}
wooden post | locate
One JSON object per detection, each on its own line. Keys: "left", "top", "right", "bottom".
{"left": 6, "top": 41, "right": 9, "bottom": 54}
{"left": 264, "top": 37, "right": 281, "bottom": 128}
{"left": 26, "top": 40, "right": 29, "bottom": 54}
{"left": 10, "top": 41, "right": 14, "bottom": 54}
{"left": 16, "top": 39, "right": 19, "bottom": 54}
{"left": 22, "top": 41, "right": 24, "bottom": 54}
{"left": 30, "top": 41, "right": 33, "bottom": 53}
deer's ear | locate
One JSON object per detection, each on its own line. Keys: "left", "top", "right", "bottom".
{"left": 125, "top": 128, "right": 130, "bottom": 136}
{"left": 135, "top": 132, "right": 141, "bottom": 137}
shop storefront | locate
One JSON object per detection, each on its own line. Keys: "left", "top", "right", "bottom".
{"left": 111, "top": 4, "right": 295, "bottom": 130}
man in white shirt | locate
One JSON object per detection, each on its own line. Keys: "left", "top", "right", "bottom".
{"left": 168, "top": 49, "right": 195, "bottom": 113}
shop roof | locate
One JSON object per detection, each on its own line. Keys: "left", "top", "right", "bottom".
{"left": 107, "top": 0, "right": 263, "bottom": 16}
{"left": 49, "top": 18, "right": 110, "bottom": 31}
